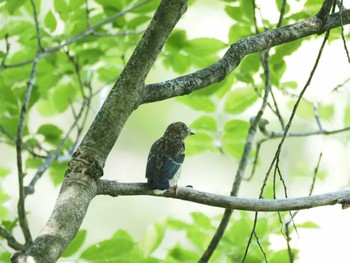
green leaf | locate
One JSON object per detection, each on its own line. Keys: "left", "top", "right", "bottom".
{"left": 184, "top": 38, "right": 226, "bottom": 56}
{"left": 318, "top": 104, "right": 333, "bottom": 120}
{"left": 52, "top": 83, "right": 78, "bottom": 113}
{"left": 163, "top": 53, "right": 191, "bottom": 74}
{"left": 130, "top": 0, "right": 161, "bottom": 14}
{"left": 166, "top": 244, "right": 199, "bottom": 262}
{"left": 0, "top": 252, "right": 11, "bottom": 262}
{"left": 228, "top": 23, "right": 251, "bottom": 43}
{"left": 296, "top": 221, "right": 319, "bottom": 229}
{"left": 141, "top": 221, "right": 166, "bottom": 256}
{"left": 5, "top": 0, "right": 26, "bottom": 14}
{"left": 62, "top": 229, "right": 87, "bottom": 257}
{"left": 1, "top": 219, "right": 18, "bottom": 233}
{"left": 344, "top": 105, "right": 350, "bottom": 125}
{"left": 80, "top": 230, "right": 134, "bottom": 261}
{"left": 0, "top": 167, "right": 11, "bottom": 178}
{"left": 190, "top": 116, "right": 217, "bottom": 132}
{"left": 177, "top": 95, "right": 216, "bottom": 113}
{"left": 37, "top": 124, "right": 63, "bottom": 144}
{"left": 166, "top": 30, "right": 187, "bottom": 53}
{"left": 222, "top": 120, "right": 250, "bottom": 158}
{"left": 44, "top": 10, "right": 57, "bottom": 32}
{"left": 223, "top": 119, "right": 250, "bottom": 139}
{"left": 128, "top": 15, "right": 150, "bottom": 28}
{"left": 69, "top": 0, "right": 84, "bottom": 10}
{"left": 167, "top": 219, "right": 190, "bottom": 231}
{"left": 191, "top": 212, "right": 212, "bottom": 230}
{"left": 54, "top": 0, "right": 69, "bottom": 21}
{"left": 25, "top": 158, "right": 42, "bottom": 170}
{"left": 186, "top": 132, "right": 213, "bottom": 155}
{"left": 49, "top": 161, "right": 67, "bottom": 186}
{"left": 281, "top": 81, "right": 298, "bottom": 90}
{"left": 0, "top": 190, "right": 10, "bottom": 220}
{"left": 224, "top": 87, "right": 259, "bottom": 114}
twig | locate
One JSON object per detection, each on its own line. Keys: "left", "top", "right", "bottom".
{"left": 277, "top": 0, "right": 287, "bottom": 27}
{"left": 313, "top": 102, "right": 323, "bottom": 131}
{"left": 284, "top": 152, "right": 323, "bottom": 262}
{"left": 16, "top": 57, "right": 39, "bottom": 247}
{"left": 0, "top": 33, "right": 10, "bottom": 67}
{"left": 29, "top": 0, "right": 43, "bottom": 50}
{"left": 85, "top": 0, "right": 91, "bottom": 29}
{"left": 339, "top": 0, "right": 350, "bottom": 63}
{"left": 0, "top": 225, "right": 27, "bottom": 251}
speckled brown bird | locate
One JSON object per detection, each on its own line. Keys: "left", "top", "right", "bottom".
{"left": 146, "top": 122, "right": 194, "bottom": 193}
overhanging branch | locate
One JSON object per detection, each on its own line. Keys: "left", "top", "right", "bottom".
{"left": 142, "top": 9, "right": 350, "bottom": 103}
{"left": 97, "top": 181, "right": 350, "bottom": 211}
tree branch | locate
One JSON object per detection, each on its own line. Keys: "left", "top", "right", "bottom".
{"left": 142, "top": 9, "right": 350, "bottom": 103}
{"left": 96, "top": 181, "right": 350, "bottom": 211}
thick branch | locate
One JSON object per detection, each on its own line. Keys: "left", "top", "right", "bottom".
{"left": 142, "top": 9, "right": 350, "bottom": 103}
{"left": 97, "top": 181, "right": 350, "bottom": 211}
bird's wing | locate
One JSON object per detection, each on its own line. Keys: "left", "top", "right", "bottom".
{"left": 162, "top": 152, "right": 184, "bottom": 180}
{"left": 146, "top": 139, "right": 185, "bottom": 190}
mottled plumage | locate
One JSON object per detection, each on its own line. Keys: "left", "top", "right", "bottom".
{"left": 146, "top": 122, "right": 194, "bottom": 192}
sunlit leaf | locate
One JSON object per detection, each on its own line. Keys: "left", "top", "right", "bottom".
{"left": 80, "top": 230, "right": 134, "bottom": 261}
{"left": 0, "top": 167, "right": 11, "bottom": 178}
{"left": 44, "top": 10, "right": 57, "bottom": 32}
{"left": 62, "top": 230, "right": 87, "bottom": 257}
{"left": 190, "top": 116, "right": 217, "bottom": 132}
{"left": 37, "top": 124, "right": 63, "bottom": 144}
{"left": 224, "top": 87, "right": 259, "bottom": 114}
{"left": 186, "top": 132, "right": 213, "bottom": 155}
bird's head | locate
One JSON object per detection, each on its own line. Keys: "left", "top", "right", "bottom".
{"left": 164, "top": 122, "right": 195, "bottom": 140}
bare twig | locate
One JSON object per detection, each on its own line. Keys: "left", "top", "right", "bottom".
{"left": 339, "top": 0, "right": 350, "bottom": 63}
{"left": 29, "top": 0, "right": 43, "bottom": 50}
{"left": 277, "top": 0, "right": 287, "bottom": 27}
{"left": 284, "top": 152, "right": 323, "bottom": 262}
{"left": 0, "top": 225, "right": 27, "bottom": 251}
{"left": 16, "top": 57, "right": 39, "bottom": 247}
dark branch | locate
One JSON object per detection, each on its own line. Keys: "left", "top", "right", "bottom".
{"left": 142, "top": 9, "right": 350, "bottom": 103}
{"left": 96, "top": 181, "right": 350, "bottom": 211}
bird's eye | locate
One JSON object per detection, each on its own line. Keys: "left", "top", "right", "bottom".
{"left": 181, "top": 123, "right": 187, "bottom": 129}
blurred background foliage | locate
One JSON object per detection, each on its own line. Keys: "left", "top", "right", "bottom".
{"left": 0, "top": 0, "right": 350, "bottom": 262}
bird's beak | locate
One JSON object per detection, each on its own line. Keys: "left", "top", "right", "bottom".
{"left": 189, "top": 129, "right": 195, "bottom": 135}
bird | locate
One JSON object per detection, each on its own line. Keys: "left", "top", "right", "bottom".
{"left": 146, "top": 122, "right": 195, "bottom": 194}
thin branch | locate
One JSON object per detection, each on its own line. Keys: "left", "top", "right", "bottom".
{"left": 0, "top": 225, "right": 27, "bottom": 251}
{"left": 339, "top": 0, "right": 350, "bottom": 63}
{"left": 277, "top": 0, "right": 287, "bottom": 27}
{"left": 284, "top": 152, "right": 323, "bottom": 262}
{"left": 96, "top": 181, "right": 350, "bottom": 211}
{"left": 0, "top": 33, "right": 10, "bottom": 67}
{"left": 29, "top": 0, "right": 43, "bottom": 50}
{"left": 313, "top": 102, "right": 323, "bottom": 131}
{"left": 16, "top": 57, "right": 39, "bottom": 247}
{"left": 85, "top": 0, "right": 91, "bottom": 29}
{"left": 92, "top": 30, "right": 145, "bottom": 37}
